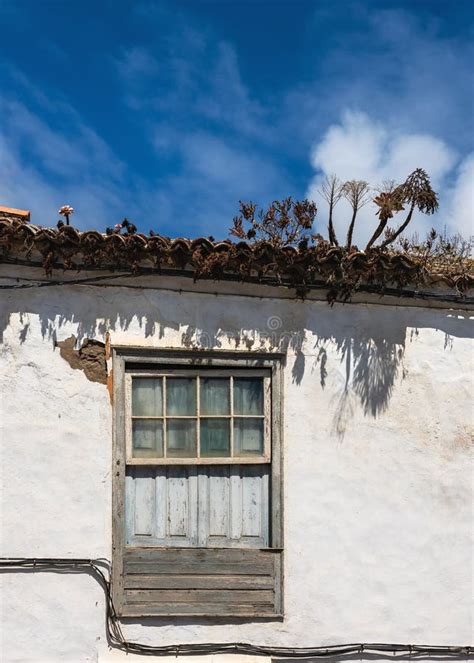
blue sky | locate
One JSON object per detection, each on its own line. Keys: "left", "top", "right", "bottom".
{"left": 1, "top": 0, "right": 473, "bottom": 243}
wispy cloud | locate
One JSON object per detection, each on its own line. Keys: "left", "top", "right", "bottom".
{"left": 114, "top": 34, "right": 267, "bottom": 140}
{"left": 447, "top": 154, "right": 474, "bottom": 238}
{"left": 109, "top": 9, "right": 290, "bottom": 237}
{"left": 0, "top": 78, "right": 131, "bottom": 228}
{"left": 148, "top": 131, "right": 289, "bottom": 239}
{"left": 285, "top": 4, "right": 474, "bottom": 154}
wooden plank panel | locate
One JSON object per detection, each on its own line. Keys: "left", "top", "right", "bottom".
{"left": 124, "top": 574, "right": 274, "bottom": 590}
{"left": 124, "top": 546, "right": 277, "bottom": 563}
{"left": 121, "top": 603, "right": 278, "bottom": 617}
{"left": 125, "top": 589, "right": 275, "bottom": 604}
{"left": 124, "top": 547, "right": 278, "bottom": 579}
{"left": 125, "top": 561, "right": 274, "bottom": 576}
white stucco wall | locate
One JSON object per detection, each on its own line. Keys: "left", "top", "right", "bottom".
{"left": 0, "top": 270, "right": 472, "bottom": 663}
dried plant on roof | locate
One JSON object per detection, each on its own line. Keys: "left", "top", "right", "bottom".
{"left": 319, "top": 174, "right": 343, "bottom": 246}
{"left": 230, "top": 198, "right": 317, "bottom": 249}
{"left": 379, "top": 168, "right": 439, "bottom": 248}
{"left": 366, "top": 180, "right": 405, "bottom": 250}
{"left": 0, "top": 167, "right": 471, "bottom": 303}
{"left": 341, "top": 180, "right": 371, "bottom": 249}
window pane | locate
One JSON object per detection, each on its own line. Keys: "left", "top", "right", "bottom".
{"left": 200, "top": 378, "right": 230, "bottom": 415}
{"left": 234, "top": 378, "right": 263, "bottom": 415}
{"left": 200, "top": 419, "right": 230, "bottom": 457}
{"left": 167, "top": 378, "right": 196, "bottom": 415}
{"left": 132, "top": 378, "right": 163, "bottom": 416}
{"left": 167, "top": 419, "right": 197, "bottom": 457}
{"left": 234, "top": 418, "right": 264, "bottom": 455}
{"left": 132, "top": 420, "right": 164, "bottom": 458}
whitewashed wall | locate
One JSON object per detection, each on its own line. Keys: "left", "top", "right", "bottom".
{"left": 0, "top": 269, "right": 472, "bottom": 663}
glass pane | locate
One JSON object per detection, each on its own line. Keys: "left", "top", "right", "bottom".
{"left": 234, "top": 418, "right": 264, "bottom": 456}
{"left": 200, "top": 378, "right": 230, "bottom": 415}
{"left": 132, "top": 420, "right": 164, "bottom": 457}
{"left": 234, "top": 378, "right": 263, "bottom": 415}
{"left": 132, "top": 378, "right": 163, "bottom": 416}
{"left": 166, "top": 378, "right": 196, "bottom": 415}
{"left": 200, "top": 419, "right": 230, "bottom": 457}
{"left": 167, "top": 419, "right": 197, "bottom": 457}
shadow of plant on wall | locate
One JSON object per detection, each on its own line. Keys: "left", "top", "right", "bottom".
{"left": 0, "top": 282, "right": 471, "bottom": 448}
{"left": 324, "top": 333, "right": 406, "bottom": 440}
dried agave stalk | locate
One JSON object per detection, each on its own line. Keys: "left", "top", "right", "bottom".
{"left": 230, "top": 197, "right": 317, "bottom": 247}
{"left": 342, "top": 180, "right": 371, "bottom": 249}
{"left": 319, "top": 174, "right": 343, "bottom": 246}
{"left": 366, "top": 181, "right": 405, "bottom": 250}
{"left": 380, "top": 169, "right": 439, "bottom": 248}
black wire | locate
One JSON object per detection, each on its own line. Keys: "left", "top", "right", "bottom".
{"left": 0, "top": 272, "right": 134, "bottom": 290}
{"left": 0, "top": 258, "right": 472, "bottom": 304}
{"left": 0, "top": 558, "right": 472, "bottom": 658}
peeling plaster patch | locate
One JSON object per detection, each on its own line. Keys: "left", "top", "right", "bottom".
{"left": 56, "top": 335, "right": 107, "bottom": 384}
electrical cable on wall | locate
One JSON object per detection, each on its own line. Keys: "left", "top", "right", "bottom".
{"left": 0, "top": 272, "right": 472, "bottom": 307}
{"left": 0, "top": 558, "right": 472, "bottom": 658}
{"left": 0, "top": 257, "right": 472, "bottom": 305}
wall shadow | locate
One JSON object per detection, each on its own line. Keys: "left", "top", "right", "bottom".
{"left": 1, "top": 282, "right": 472, "bottom": 439}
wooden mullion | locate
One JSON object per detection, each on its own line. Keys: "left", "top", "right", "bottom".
{"left": 123, "top": 456, "right": 270, "bottom": 466}
{"left": 163, "top": 376, "right": 167, "bottom": 459}
{"left": 196, "top": 377, "right": 201, "bottom": 459}
{"left": 230, "top": 375, "right": 234, "bottom": 458}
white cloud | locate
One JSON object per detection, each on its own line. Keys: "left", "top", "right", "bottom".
{"left": 306, "top": 111, "right": 470, "bottom": 246}
{"left": 446, "top": 153, "right": 474, "bottom": 238}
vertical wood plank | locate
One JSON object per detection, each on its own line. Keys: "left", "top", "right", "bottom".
{"left": 167, "top": 468, "right": 189, "bottom": 537}
{"left": 134, "top": 470, "right": 155, "bottom": 536}
{"left": 241, "top": 467, "right": 261, "bottom": 538}
{"left": 188, "top": 466, "right": 199, "bottom": 545}
{"left": 230, "top": 466, "right": 242, "bottom": 540}
{"left": 271, "top": 359, "right": 283, "bottom": 614}
{"left": 274, "top": 549, "right": 283, "bottom": 616}
{"left": 112, "top": 353, "right": 126, "bottom": 615}
{"left": 271, "top": 361, "right": 283, "bottom": 549}
{"left": 155, "top": 469, "right": 167, "bottom": 539}
{"left": 125, "top": 470, "right": 135, "bottom": 544}
{"left": 261, "top": 469, "right": 270, "bottom": 547}
{"left": 209, "top": 467, "right": 230, "bottom": 538}
{"left": 197, "top": 467, "right": 209, "bottom": 547}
